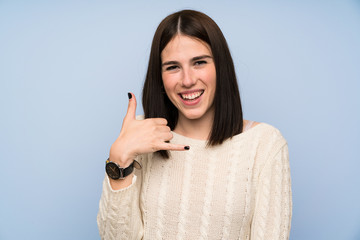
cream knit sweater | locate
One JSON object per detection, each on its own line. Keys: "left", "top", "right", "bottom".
{"left": 97, "top": 123, "right": 292, "bottom": 240}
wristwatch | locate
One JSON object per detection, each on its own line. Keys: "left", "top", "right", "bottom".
{"left": 105, "top": 158, "right": 142, "bottom": 180}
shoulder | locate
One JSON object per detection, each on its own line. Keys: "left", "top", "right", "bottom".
{"left": 244, "top": 119, "right": 284, "bottom": 134}
{"left": 241, "top": 122, "right": 289, "bottom": 169}
{"left": 239, "top": 121, "right": 288, "bottom": 154}
{"left": 256, "top": 122, "right": 288, "bottom": 159}
{"left": 257, "top": 122, "right": 287, "bottom": 144}
{"left": 243, "top": 119, "right": 261, "bottom": 129}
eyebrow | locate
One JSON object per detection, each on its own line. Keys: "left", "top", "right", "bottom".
{"left": 162, "top": 55, "right": 213, "bottom": 67}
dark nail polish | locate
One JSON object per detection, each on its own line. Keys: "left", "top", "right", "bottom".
{"left": 128, "top": 92, "right": 132, "bottom": 99}
{"left": 184, "top": 146, "right": 190, "bottom": 150}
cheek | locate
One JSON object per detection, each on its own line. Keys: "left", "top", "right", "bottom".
{"left": 203, "top": 69, "right": 216, "bottom": 93}
{"left": 162, "top": 75, "right": 177, "bottom": 95}
{"left": 162, "top": 79, "right": 176, "bottom": 104}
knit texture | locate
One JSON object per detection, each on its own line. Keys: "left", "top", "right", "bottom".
{"left": 97, "top": 123, "right": 292, "bottom": 240}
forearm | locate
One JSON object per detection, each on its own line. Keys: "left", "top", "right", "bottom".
{"left": 97, "top": 175, "right": 143, "bottom": 239}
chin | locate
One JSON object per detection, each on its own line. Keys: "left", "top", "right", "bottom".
{"left": 180, "top": 109, "right": 207, "bottom": 120}
{"left": 184, "top": 114, "right": 202, "bottom": 120}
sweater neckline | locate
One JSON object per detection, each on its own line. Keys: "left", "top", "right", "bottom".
{"left": 171, "top": 122, "right": 266, "bottom": 147}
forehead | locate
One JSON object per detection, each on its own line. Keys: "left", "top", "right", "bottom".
{"left": 161, "top": 35, "right": 212, "bottom": 60}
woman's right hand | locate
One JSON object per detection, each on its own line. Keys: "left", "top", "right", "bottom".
{"left": 109, "top": 92, "right": 188, "bottom": 167}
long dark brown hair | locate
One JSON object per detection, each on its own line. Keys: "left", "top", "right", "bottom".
{"left": 142, "top": 10, "right": 243, "bottom": 158}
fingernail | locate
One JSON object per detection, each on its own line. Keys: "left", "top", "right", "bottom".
{"left": 128, "top": 92, "right": 132, "bottom": 99}
{"left": 184, "top": 146, "right": 190, "bottom": 150}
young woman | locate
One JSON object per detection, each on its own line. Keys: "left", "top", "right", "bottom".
{"left": 98, "top": 10, "right": 292, "bottom": 240}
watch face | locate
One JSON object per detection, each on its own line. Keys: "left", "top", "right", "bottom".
{"left": 106, "top": 162, "right": 120, "bottom": 179}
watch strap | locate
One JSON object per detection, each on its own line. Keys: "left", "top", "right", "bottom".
{"left": 105, "top": 158, "right": 142, "bottom": 180}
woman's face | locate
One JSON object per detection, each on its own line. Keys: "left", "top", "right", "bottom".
{"left": 161, "top": 35, "right": 216, "bottom": 123}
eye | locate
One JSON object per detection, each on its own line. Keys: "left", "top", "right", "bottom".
{"left": 194, "top": 60, "right": 207, "bottom": 66}
{"left": 165, "top": 65, "right": 179, "bottom": 71}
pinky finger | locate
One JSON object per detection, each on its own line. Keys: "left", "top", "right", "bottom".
{"left": 159, "top": 143, "right": 190, "bottom": 151}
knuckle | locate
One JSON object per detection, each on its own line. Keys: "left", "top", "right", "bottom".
{"left": 150, "top": 142, "right": 159, "bottom": 152}
{"left": 151, "top": 146, "right": 159, "bottom": 152}
{"left": 168, "top": 132, "right": 173, "bottom": 139}
{"left": 159, "top": 118, "right": 168, "bottom": 125}
{"left": 144, "top": 119, "right": 152, "bottom": 125}
{"left": 152, "top": 125, "right": 158, "bottom": 132}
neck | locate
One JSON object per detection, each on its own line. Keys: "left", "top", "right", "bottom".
{"left": 174, "top": 111, "right": 214, "bottom": 140}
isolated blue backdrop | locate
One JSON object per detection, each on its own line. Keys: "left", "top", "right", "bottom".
{"left": 1, "top": 1, "right": 359, "bottom": 240}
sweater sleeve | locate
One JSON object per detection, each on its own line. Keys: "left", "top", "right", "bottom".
{"left": 250, "top": 143, "right": 292, "bottom": 240}
{"left": 97, "top": 173, "right": 143, "bottom": 240}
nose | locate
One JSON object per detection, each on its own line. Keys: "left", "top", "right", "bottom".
{"left": 181, "top": 68, "right": 196, "bottom": 88}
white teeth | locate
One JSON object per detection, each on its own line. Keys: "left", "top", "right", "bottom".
{"left": 180, "top": 91, "right": 203, "bottom": 100}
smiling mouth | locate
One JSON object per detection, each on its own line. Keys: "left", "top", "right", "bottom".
{"left": 179, "top": 90, "right": 204, "bottom": 101}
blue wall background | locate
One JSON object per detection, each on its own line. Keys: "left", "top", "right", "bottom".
{"left": 1, "top": 1, "right": 359, "bottom": 239}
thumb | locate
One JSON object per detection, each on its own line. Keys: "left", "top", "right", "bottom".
{"left": 124, "top": 92, "right": 137, "bottom": 121}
